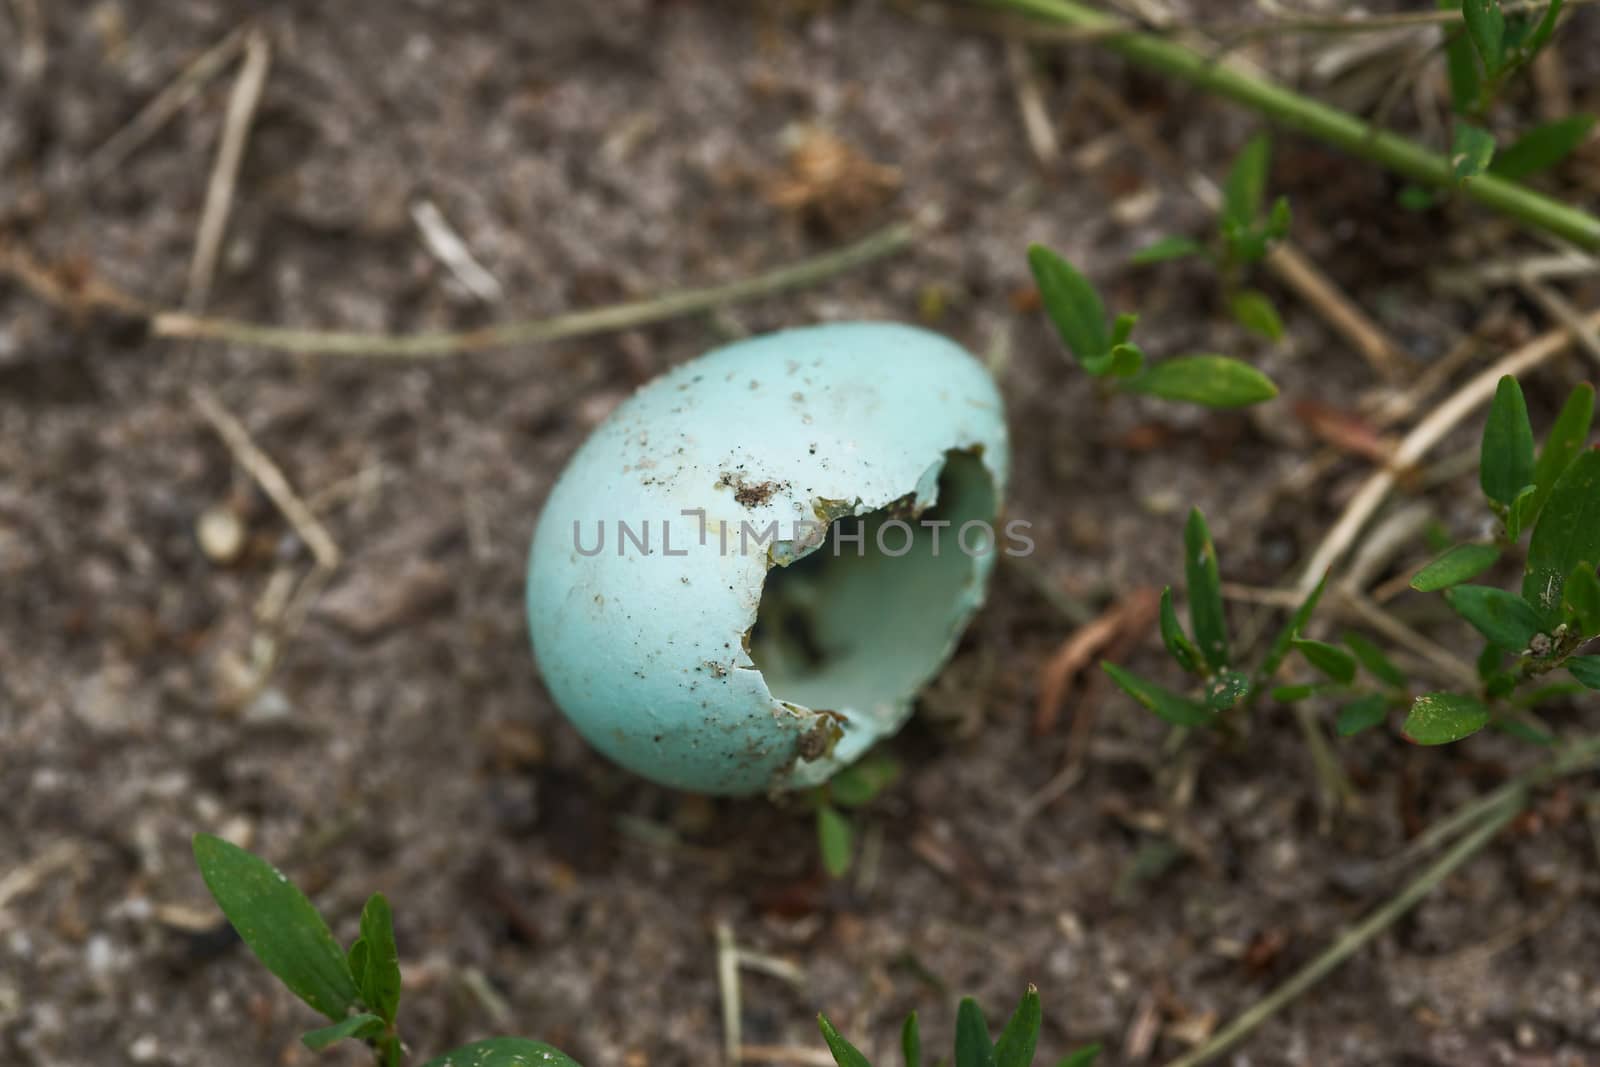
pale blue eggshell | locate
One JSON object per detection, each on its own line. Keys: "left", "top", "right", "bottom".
{"left": 526, "top": 322, "right": 1010, "bottom": 795}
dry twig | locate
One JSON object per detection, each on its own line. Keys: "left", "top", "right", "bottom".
{"left": 1005, "top": 39, "right": 1060, "bottom": 167}
{"left": 716, "top": 920, "right": 743, "bottom": 1067}
{"left": 190, "top": 387, "right": 341, "bottom": 570}
{"left": 738, "top": 1047, "right": 837, "bottom": 1067}
{"left": 85, "top": 24, "right": 252, "bottom": 182}
{"left": 0, "top": 220, "right": 920, "bottom": 357}
{"left": 1160, "top": 798, "right": 1521, "bottom": 1067}
{"left": 186, "top": 28, "right": 270, "bottom": 311}
{"left": 1519, "top": 276, "right": 1600, "bottom": 367}
{"left": 411, "top": 199, "right": 505, "bottom": 305}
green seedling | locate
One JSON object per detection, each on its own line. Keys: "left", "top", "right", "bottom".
{"left": 1026, "top": 245, "right": 1278, "bottom": 408}
{"left": 1133, "top": 134, "right": 1292, "bottom": 341}
{"left": 1106, "top": 378, "right": 1598, "bottom": 744}
{"left": 1408, "top": 0, "right": 1595, "bottom": 199}
{"left": 192, "top": 834, "right": 581, "bottom": 1067}
{"left": 811, "top": 751, "right": 901, "bottom": 878}
{"left": 818, "top": 986, "right": 1101, "bottom": 1067}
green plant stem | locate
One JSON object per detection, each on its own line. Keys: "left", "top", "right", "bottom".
{"left": 986, "top": 0, "right": 1600, "bottom": 250}
{"left": 1161, "top": 796, "right": 1520, "bottom": 1067}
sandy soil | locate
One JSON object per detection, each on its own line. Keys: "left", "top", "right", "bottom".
{"left": 4, "top": 2, "right": 1600, "bottom": 1065}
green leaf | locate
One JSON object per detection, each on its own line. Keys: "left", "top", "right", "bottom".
{"left": 1446, "top": 584, "right": 1547, "bottom": 650}
{"left": 1229, "top": 289, "right": 1285, "bottom": 341}
{"left": 1412, "top": 542, "right": 1502, "bottom": 591}
{"left": 955, "top": 999, "right": 996, "bottom": 1067}
{"left": 994, "top": 987, "right": 1041, "bottom": 1067}
{"left": 830, "top": 754, "right": 901, "bottom": 808}
{"left": 1205, "top": 670, "right": 1251, "bottom": 711}
{"left": 1028, "top": 245, "right": 1108, "bottom": 366}
{"left": 1506, "top": 483, "right": 1538, "bottom": 543}
{"left": 1518, "top": 0, "right": 1563, "bottom": 59}
{"left": 354, "top": 893, "right": 401, "bottom": 1024}
{"left": 1476, "top": 640, "right": 1506, "bottom": 679}
{"left": 1528, "top": 383, "right": 1595, "bottom": 525}
{"left": 1103, "top": 662, "right": 1214, "bottom": 726}
{"left": 1343, "top": 632, "right": 1408, "bottom": 689}
{"left": 1258, "top": 571, "right": 1329, "bottom": 686}
{"left": 420, "top": 1039, "right": 583, "bottom": 1067}
{"left": 1223, "top": 134, "right": 1271, "bottom": 229}
{"left": 1403, "top": 691, "right": 1492, "bottom": 744}
{"left": 1158, "top": 586, "right": 1203, "bottom": 675}
{"left": 1110, "top": 312, "right": 1138, "bottom": 347}
{"left": 302, "top": 1014, "right": 385, "bottom": 1052}
{"left": 346, "top": 938, "right": 369, "bottom": 998}
{"left": 1131, "top": 236, "right": 1204, "bottom": 265}
{"left": 1442, "top": 2, "right": 1483, "bottom": 113}
{"left": 1221, "top": 221, "right": 1269, "bottom": 266}
{"left": 1570, "top": 655, "right": 1600, "bottom": 689}
{"left": 1105, "top": 342, "right": 1145, "bottom": 377}
{"left": 1452, "top": 122, "right": 1497, "bottom": 182}
{"left": 1122, "top": 355, "right": 1279, "bottom": 408}
{"left": 191, "top": 834, "right": 360, "bottom": 1022}
{"left": 1184, "top": 508, "right": 1230, "bottom": 671}
{"left": 1055, "top": 1047, "right": 1102, "bottom": 1067}
{"left": 1480, "top": 375, "right": 1536, "bottom": 509}
{"left": 1272, "top": 683, "right": 1332, "bottom": 703}
{"left": 1524, "top": 451, "right": 1600, "bottom": 625}
{"left": 1292, "top": 638, "right": 1358, "bottom": 685}
{"left": 1489, "top": 114, "right": 1596, "bottom": 179}
{"left": 1463, "top": 0, "right": 1506, "bottom": 72}
{"left": 1563, "top": 562, "right": 1600, "bottom": 636}
{"left": 818, "top": 1015, "right": 874, "bottom": 1067}
{"left": 1336, "top": 694, "right": 1390, "bottom": 737}
{"left": 1397, "top": 184, "right": 1441, "bottom": 212}
{"left": 816, "top": 805, "right": 854, "bottom": 879}
{"left": 903, "top": 1012, "right": 921, "bottom": 1067}
{"left": 1267, "top": 196, "right": 1292, "bottom": 239}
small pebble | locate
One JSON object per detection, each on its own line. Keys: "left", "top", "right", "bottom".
{"left": 85, "top": 934, "right": 116, "bottom": 976}
{"left": 197, "top": 505, "right": 246, "bottom": 564}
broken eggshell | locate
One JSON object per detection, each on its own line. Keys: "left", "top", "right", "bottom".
{"left": 526, "top": 322, "right": 1010, "bottom": 795}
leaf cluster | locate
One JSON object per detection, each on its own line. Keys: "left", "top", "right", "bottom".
{"left": 1107, "top": 377, "right": 1599, "bottom": 745}
{"left": 1027, "top": 245, "right": 1277, "bottom": 409}
{"left": 819, "top": 987, "right": 1100, "bottom": 1067}
{"left": 1420, "top": 1, "right": 1594, "bottom": 191}
{"left": 193, "top": 834, "right": 582, "bottom": 1067}
{"left": 1133, "top": 135, "right": 1292, "bottom": 341}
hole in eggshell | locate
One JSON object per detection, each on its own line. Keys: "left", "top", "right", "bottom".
{"left": 746, "top": 448, "right": 997, "bottom": 754}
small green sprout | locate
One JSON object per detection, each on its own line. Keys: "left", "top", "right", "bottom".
{"left": 192, "top": 834, "right": 582, "bottom": 1067}
{"left": 818, "top": 986, "right": 1100, "bottom": 1067}
{"left": 1026, "top": 245, "right": 1277, "bottom": 409}
{"left": 1132, "top": 133, "right": 1291, "bottom": 341}
{"left": 812, "top": 751, "right": 901, "bottom": 878}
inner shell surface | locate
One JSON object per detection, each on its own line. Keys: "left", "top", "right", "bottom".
{"left": 747, "top": 450, "right": 996, "bottom": 740}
